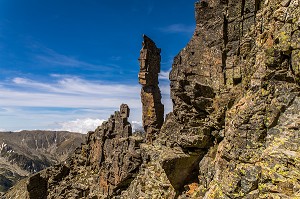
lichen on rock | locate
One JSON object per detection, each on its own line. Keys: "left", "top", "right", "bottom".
{"left": 138, "top": 34, "right": 164, "bottom": 142}
{"left": 4, "top": 0, "right": 300, "bottom": 198}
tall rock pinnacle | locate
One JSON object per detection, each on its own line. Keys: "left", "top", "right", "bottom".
{"left": 138, "top": 35, "right": 164, "bottom": 141}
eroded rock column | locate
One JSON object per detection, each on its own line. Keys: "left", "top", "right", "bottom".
{"left": 138, "top": 35, "right": 164, "bottom": 141}
{"left": 88, "top": 104, "right": 142, "bottom": 196}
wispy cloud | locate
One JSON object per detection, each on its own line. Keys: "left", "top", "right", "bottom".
{"left": 110, "top": 56, "right": 122, "bottom": 61}
{"left": 159, "top": 24, "right": 195, "bottom": 34}
{"left": 131, "top": 121, "right": 143, "bottom": 132}
{"left": 12, "top": 77, "right": 61, "bottom": 92}
{"left": 0, "top": 75, "right": 172, "bottom": 132}
{"left": 159, "top": 69, "right": 171, "bottom": 80}
{"left": 147, "top": 0, "right": 154, "bottom": 15}
{"left": 0, "top": 106, "right": 113, "bottom": 132}
{"left": 30, "top": 45, "right": 116, "bottom": 71}
{"left": 12, "top": 76, "right": 140, "bottom": 97}
{"left": 1, "top": 76, "right": 141, "bottom": 108}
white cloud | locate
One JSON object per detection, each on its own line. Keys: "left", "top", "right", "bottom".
{"left": 0, "top": 106, "right": 113, "bottom": 132}
{"left": 131, "top": 121, "right": 144, "bottom": 132}
{"left": 160, "top": 84, "right": 170, "bottom": 96}
{"left": 27, "top": 45, "right": 119, "bottom": 72}
{"left": 159, "top": 69, "right": 170, "bottom": 80}
{"left": 160, "top": 24, "right": 195, "bottom": 34}
{"left": 12, "top": 76, "right": 140, "bottom": 96}
{"left": 0, "top": 75, "right": 172, "bottom": 131}
{"left": 1, "top": 76, "right": 141, "bottom": 109}
{"left": 56, "top": 118, "right": 105, "bottom": 134}
{"left": 56, "top": 119, "right": 145, "bottom": 134}
{"left": 110, "top": 56, "right": 122, "bottom": 61}
{"left": 0, "top": 89, "right": 140, "bottom": 109}
{"left": 13, "top": 77, "right": 61, "bottom": 92}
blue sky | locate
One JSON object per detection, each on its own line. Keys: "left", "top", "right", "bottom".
{"left": 0, "top": 0, "right": 196, "bottom": 133}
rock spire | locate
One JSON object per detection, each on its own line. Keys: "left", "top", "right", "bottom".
{"left": 138, "top": 35, "right": 164, "bottom": 141}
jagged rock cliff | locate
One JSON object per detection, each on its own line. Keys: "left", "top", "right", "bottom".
{"left": 5, "top": 0, "right": 300, "bottom": 198}
{"left": 4, "top": 105, "right": 144, "bottom": 199}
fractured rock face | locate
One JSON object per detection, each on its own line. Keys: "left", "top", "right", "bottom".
{"left": 138, "top": 35, "right": 164, "bottom": 141}
{"left": 87, "top": 104, "right": 143, "bottom": 196}
{"left": 5, "top": 104, "right": 144, "bottom": 199}
{"left": 169, "top": 0, "right": 300, "bottom": 198}
{"left": 5, "top": 1, "right": 300, "bottom": 198}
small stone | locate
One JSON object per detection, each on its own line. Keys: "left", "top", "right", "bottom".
{"left": 281, "top": 0, "right": 292, "bottom": 7}
{"left": 274, "top": 7, "right": 288, "bottom": 22}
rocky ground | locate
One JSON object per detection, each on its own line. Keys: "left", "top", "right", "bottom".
{"left": 4, "top": 0, "right": 300, "bottom": 198}
{"left": 0, "top": 130, "right": 85, "bottom": 193}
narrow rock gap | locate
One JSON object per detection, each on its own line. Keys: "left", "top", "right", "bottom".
{"left": 241, "top": 0, "right": 246, "bottom": 16}
{"left": 255, "top": 0, "right": 261, "bottom": 13}
{"left": 222, "top": 14, "right": 229, "bottom": 85}
{"left": 241, "top": 0, "right": 246, "bottom": 37}
{"left": 175, "top": 165, "right": 200, "bottom": 199}
{"left": 167, "top": 150, "right": 206, "bottom": 199}
{"left": 285, "top": 54, "right": 295, "bottom": 76}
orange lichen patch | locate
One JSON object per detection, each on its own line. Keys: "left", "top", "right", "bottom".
{"left": 186, "top": 183, "right": 199, "bottom": 195}
{"left": 90, "top": 139, "right": 101, "bottom": 165}
{"left": 99, "top": 176, "right": 109, "bottom": 194}
{"left": 114, "top": 174, "right": 121, "bottom": 185}
{"left": 265, "top": 33, "right": 274, "bottom": 48}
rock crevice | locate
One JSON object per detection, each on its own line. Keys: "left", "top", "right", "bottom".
{"left": 4, "top": 0, "right": 300, "bottom": 198}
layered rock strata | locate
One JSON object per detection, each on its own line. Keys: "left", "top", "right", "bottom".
{"left": 124, "top": 0, "right": 300, "bottom": 198}
{"left": 138, "top": 35, "right": 164, "bottom": 141}
{"left": 165, "top": 0, "right": 300, "bottom": 198}
{"left": 5, "top": 0, "right": 300, "bottom": 198}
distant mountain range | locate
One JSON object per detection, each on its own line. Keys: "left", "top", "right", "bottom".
{"left": 0, "top": 130, "right": 85, "bottom": 193}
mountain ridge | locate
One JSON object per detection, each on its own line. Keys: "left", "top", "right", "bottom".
{"left": 0, "top": 130, "right": 85, "bottom": 193}
{"left": 4, "top": 0, "right": 300, "bottom": 198}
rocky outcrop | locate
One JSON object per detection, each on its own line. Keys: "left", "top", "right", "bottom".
{"left": 5, "top": 105, "right": 144, "bottom": 198}
{"left": 0, "top": 131, "right": 84, "bottom": 193}
{"left": 138, "top": 35, "right": 164, "bottom": 141}
{"left": 87, "top": 104, "right": 143, "bottom": 196}
{"left": 165, "top": 0, "right": 300, "bottom": 198}
{"left": 5, "top": 0, "right": 300, "bottom": 198}
{"left": 123, "top": 0, "right": 300, "bottom": 198}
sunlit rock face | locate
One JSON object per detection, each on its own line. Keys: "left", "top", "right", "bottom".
{"left": 138, "top": 35, "right": 164, "bottom": 142}
{"left": 4, "top": 0, "right": 300, "bottom": 198}
{"left": 166, "top": 0, "right": 300, "bottom": 198}
{"left": 4, "top": 105, "right": 144, "bottom": 198}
